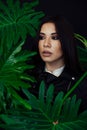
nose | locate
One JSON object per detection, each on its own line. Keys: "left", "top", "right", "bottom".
{"left": 43, "top": 37, "right": 51, "bottom": 47}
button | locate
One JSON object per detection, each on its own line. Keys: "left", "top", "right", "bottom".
{"left": 72, "top": 77, "right": 75, "bottom": 80}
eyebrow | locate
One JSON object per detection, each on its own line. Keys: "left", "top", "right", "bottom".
{"left": 40, "top": 32, "right": 58, "bottom": 35}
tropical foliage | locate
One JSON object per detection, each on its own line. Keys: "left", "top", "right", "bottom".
{"left": 0, "top": 0, "right": 44, "bottom": 42}
{"left": 0, "top": 0, "right": 44, "bottom": 113}
{"left": 0, "top": 81, "right": 87, "bottom": 130}
{"left": 75, "top": 33, "right": 87, "bottom": 70}
{"left": 0, "top": 0, "right": 87, "bottom": 130}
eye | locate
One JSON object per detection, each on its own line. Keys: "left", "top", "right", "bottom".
{"left": 38, "top": 35, "right": 45, "bottom": 40}
{"left": 51, "top": 36, "right": 60, "bottom": 40}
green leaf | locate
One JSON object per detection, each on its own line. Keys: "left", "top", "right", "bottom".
{"left": 51, "top": 91, "right": 64, "bottom": 120}
{"left": 61, "top": 96, "right": 81, "bottom": 122}
{"left": 75, "top": 33, "right": 87, "bottom": 48}
{"left": 75, "top": 33, "right": 87, "bottom": 70}
{"left": 23, "top": 88, "right": 39, "bottom": 110}
{"left": 0, "top": 114, "right": 17, "bottom": 125}
{"left": 1, "top": 82, "right": 87, "bottom": 129}
{"left": 0, "top": 38, "right": 36, "bottom": 112}
{"left": 0, "top": 0, "right": 45, "bottom": 44}
{"left": 39, "top": 81, "right": 45, "bottom": 103}
{"left": 45, "top": 84, "right": 54, "bottom": 115}
{"left": 11, "top": 89, "right": 31, "bottom": 110}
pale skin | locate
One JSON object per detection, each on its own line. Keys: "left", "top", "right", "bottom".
{"left": 38, "top": 22, "right": 65, "bottom": 72}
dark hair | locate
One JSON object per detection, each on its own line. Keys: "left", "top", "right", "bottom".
{"left": 35, "top": 15, "right": 81, "bottom": 74}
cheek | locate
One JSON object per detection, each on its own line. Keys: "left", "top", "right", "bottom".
{"left": 53, "top": 44, "right": 63, "bottom": 55}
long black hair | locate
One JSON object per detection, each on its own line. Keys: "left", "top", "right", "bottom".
{"left": 35, "top": 15, "right": 82, "bottom": 74}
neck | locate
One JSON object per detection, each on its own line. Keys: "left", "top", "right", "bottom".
{"left": 45, "top": 61, "right": 65, "bottom": 72}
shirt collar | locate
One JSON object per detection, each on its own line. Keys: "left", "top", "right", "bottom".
{"left": 45, "top": 65, "right": 65, "bottom": 77}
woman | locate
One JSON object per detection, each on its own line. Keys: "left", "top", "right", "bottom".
{"left": 30, "top": 15, "right": 87, "bottom": 112}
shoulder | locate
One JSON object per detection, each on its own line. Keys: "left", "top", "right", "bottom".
{"left": 74, "top": 71, "right": 87, "bottom": 99}
{"left": 79, "top": 74, "right": 87, "bottom": 89}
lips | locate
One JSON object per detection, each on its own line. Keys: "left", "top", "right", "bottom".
{"left": 42, "top": 51, "right": 52, "bottom": 56}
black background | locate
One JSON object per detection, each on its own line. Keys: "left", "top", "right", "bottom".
{"left": 22, "top": 0, "right": 87, "bottom": 38}
{"left": 38, "top": 0, "right": 87, "bottom": 38}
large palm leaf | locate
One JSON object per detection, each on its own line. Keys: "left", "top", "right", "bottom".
{"left": 0, "top": 38, "right": 37, "bottom": 112}
{"left": 0, "top": 0, "right": 44, "bottom": 112}
{"left": 0, "top": 80, "right": 87, "bottom": 130}
{"left": 75, "top": 33, "right": 87, "bottom": 70}
{"left": 0, "top": 0, "right": 44, "bottom": 44}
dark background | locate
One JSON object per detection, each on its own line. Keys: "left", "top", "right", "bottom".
{"left": 23, "top": 0, "right": 87, "bottom": 38}
{"left": 38, "top": 0, "right": 87, "bottom": 38}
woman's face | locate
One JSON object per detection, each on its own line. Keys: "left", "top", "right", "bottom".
{"left": 38, "top": 22, "right": 64, "bottom": 67}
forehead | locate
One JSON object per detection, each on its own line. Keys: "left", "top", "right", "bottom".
{"left": 40, "top": 22, "right": 56, "bottom": 34}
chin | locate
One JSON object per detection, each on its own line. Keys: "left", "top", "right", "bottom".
{"left": 42, "top": 59, "right": 53, "bottom": 63}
